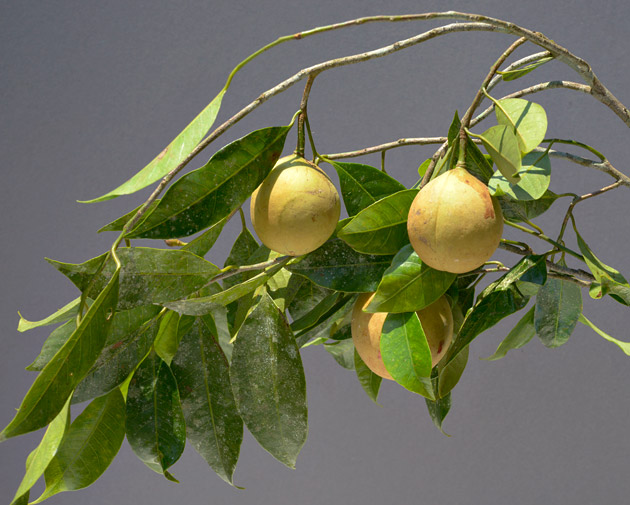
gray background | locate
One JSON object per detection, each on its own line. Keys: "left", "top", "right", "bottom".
{"left": 2, "top": 0, "right": 629, "bottom": 503}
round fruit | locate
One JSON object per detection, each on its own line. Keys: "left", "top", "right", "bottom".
{"left": 250, "top": 154, "right": 341, "bottom": 256}
{"left": 407, "top": 166, "right": 503, "bottom": 274}
{"left": 351, "top": 293, "right": 454, "bottom": 380}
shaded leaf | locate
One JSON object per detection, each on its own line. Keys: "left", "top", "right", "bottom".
{"left": 82, "top": 89, "right": 225, "bottom": 203}
{"left": 223, "top": 228, "right": 260, "bottom": 290}
{"left": 326, "top": 160, "right": 405, "bottom": 216}
{"left": 171, "top": 318, "right": 243, "bottom": 485}
{"left": 181, "top": 216, "right": 228, "bottom": 258}
{"left": 436, "top": 345, "right": 468, "bottom": 398}
{"left": 445, "top": 112, "right": 494, "bottom": 184}
{"left": 489, "top": 152, "right": 551, "bottom": 201}
{"left": 380, "top": 312, "right": 434, "bottom": 399}
{"left": 354, "top": 350, "right": 382, "bottom": 404}
{"left": 291, "top": 292, "right": 341, "bottom": 332}
{"left": 484, "top": 305, "right": 536, "bottom": 360}
{"left": 126, "top": 352, "right": 186, "bottom": 479}
{"left": 287, "top": 276, "right": 334, "bottom": 321}
{"left": 34, "top": 390, "right": 125, "bottom": 502}
{"left": 287, "top": 238, "right": 393, "bottom": 293}
{"left": 425, "top": 392, "right": 451, "bottom": 435}
{"left": 154, "top": 310, "right": 182, "bottom": 366}
{"left": 26, "top": 321, "right": 75, "bottom": 372}
{"left": 1, "top": 271, "right": 120, "bottom": 441}
{"left": 498, "top": 56, "right": 554, "bottom": 81}
{"left": 127, "top": 125, "right": 290, "bottom": 239}
{"left": 495, "top": 98, "right": 547, "bottom": 154}
{"left": 97, "top": 200, "right": 160, "bottom": 233}
{"left": 499, "top": 190, "right": 560, "bottom": 222}
{"left": 579, "top": 314, "right": 630, "bottom": 356}
{"left": 324, "top": 340, "right": 355, "bottom": 370}
{"left": 295, "top": 295, "right": 356, "bottom": 347}
{"left": 337, "top": 189, "right": 417, "bottom": 255}
{"left": 474, "top": 125, "right": 521, "bottom": 183}
{"left": 230, "top": 292, "right": 307, "bottom": 468}
{"left": 366, "top": 244, "right": 456, "bottom": 313}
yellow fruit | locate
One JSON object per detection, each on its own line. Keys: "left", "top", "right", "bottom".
{"left": 250, "top": 154, "right": 341, "bottom": 256}
{"left": 407, "top": 166, "right": 503, "bottom": 273}
{"left": 351, "top": 293, "right": 454, "bottom": 379}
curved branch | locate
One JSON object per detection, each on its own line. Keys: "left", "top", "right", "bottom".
{"left": 323, "top": 137, "right": 448, "bottom": 159}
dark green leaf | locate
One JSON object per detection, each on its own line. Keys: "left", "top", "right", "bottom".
{"left": 324, "top": 340, "right": 355, "bottom": 370}
{"left": 354, "top": 350, "right": 382, "bottom": 404}
{"left": 445, "top": 112, "right": 494, "bottom": 184}
{"left": 287, "top": 276, "right": 334, "bottom": 321}
{"left": 337, "top": 189, "right": 417, "bottom": 255}
{"left": 82, "top": 89, "right": 224, "bottom": 203}
{"left": 47, "top": 247, "right": 220, "bottom": 310}
{"left": 366, "top": 244, "right": 456, "bottom": 313}
{"left": 26, "top": 321, "right": 75, "bottom": 372}
{"left": 287, "top": 238, "right": 393, "bottom": 292}
{"left": 126, "top": 352, "right": 186, "bottom": 479}
{"left": 171, "top": 318, "right": 243, "bottom": 485}
{"left": 474, "top": 125, "right": 521, "bottom": 184}
{"left": 484, "top": 305, "right": 536, "bottom": 360}
{"left": 380, "top": 312, "right": 434, "bottom": 399}
{"left": 1, "top": 271, "right": 120, "bottom": 441}
{"left": 579, "top": 314, "right": 630, "bottom": 356}
{"left": 127, "top": 125, "right": 290, "bottom": 239}
{"left": 154, "top": 310, "right": 182, "bottom": 366}
{"left": 489, "top": 152, "right": 551, "bottom": 201}
{"left": 35, "top": 389, "right": 125, "bottom": 502}
{"left": 425, "top": 392, "right": 451, "bottom": 435}
{"left": 326, "top": 160, "right": 405, "bottom": 216}
{"left": 495, "top": 98, "right": 547, "bottom": 154}
{"left": 436, "top": 345, "right": 468, "bottom": 398}
{"left": 295, "top": 295, "right": 356, "bottom": 347}
{"left": 97, "top": 200, "right": 160, "bottom": 233}
{"left": 534, "top": 266, "right": 582, "bottom": 348}
{"left": 230, "top": 292, "right": 307, "bottom": 468}
{"left": 290, "top": 292, "right": 341, "bottom": 332}
{"left": 181, "top": 216, "right": 228, "bottom": 258}
{"left": 223, "top": 228, "right": 260, "bottom": 290}
{"left": 499, "top": 190, "right": 560, "bottom": 222}
{"left": 10, "top": 399, "right": 70, "bottom": 504}
{"left": 498, "top": 56, "right": 554, "bottom": 81}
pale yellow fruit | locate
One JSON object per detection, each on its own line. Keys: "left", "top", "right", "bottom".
{"left": 351, "top": 293, "right": 454, "bottom": 380}
{"left": 250, "top": 154, "right": 341, "bottom": 256}
{"left": 407, "top": 166, "right": 503, "bottom": 274}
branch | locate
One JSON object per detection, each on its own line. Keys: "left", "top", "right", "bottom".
{"left": 296, "top": 73, "right": 319, "bottom": 157}
{"left": 322, "top": 137, "right": 448, "bottom": 159}
{"left": 210, "top": 255, "right": 292, "bottom": 284}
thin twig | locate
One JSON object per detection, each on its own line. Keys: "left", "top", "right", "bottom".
{"left": 296, "top": 73, "right": 319, "bottom": 157}
{"left": 504, "top": 219, "right": 584, "bottom": 260}
{"left": 210, "top": 255, "right": 291, "bottom": 284}
{"left": 323, "top": 137, "right": 448, "bottom": 159}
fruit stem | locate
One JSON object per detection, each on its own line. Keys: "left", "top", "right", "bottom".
{"left": 296, "top": 73, "right": 319, "bottom": 158}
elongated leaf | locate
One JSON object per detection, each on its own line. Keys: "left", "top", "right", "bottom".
{"left": 366, "top": 245, "right": 455, "bottom": 313}
{"left": 354, "top": 350, "right": 382, "bottom": 404}
{"left": 287, "top": 239, "right": 393, "bottom": 292}
{"left": 230, "top": 292, "right": 307, "bottom": 468}
{"left": 171, "top": 318, "right": 243, "bottom": 485}
{"left": 425, "top": 392, "right": 451, "bottom": 435}
{"left": 26, "top": 321, "right": 75, "bottom": 372}
{"left": 97, "top": 200, "right": 160, "bottom": 233}
{"left": 495, "top": 98, "right": 547, "bottom": 154}
{"left": 287, "top": 276, "right": 334, "bottom": 321}
{"left": 499, "top": 190, "right": 560, "bottom": 222}
{"left": 534, "top": 269, "right": 582, "bottom": 348}
{"left": 445, "top": 112, "right": 494, "bottom": 184}
{"left": 223, "top": 228, "right": 260, "bottom": 290}
{"left": 34, "top": 389, "right": 125, "bottom": 502}
{"left": 10, "top": 399, "right": 70, "bottom": 505}
{"left": 380, "top": 312, "right": 434, "bottom": 399}
{"left": 436, "top": 345, "right": 468, "bottom": 398}
{"left": 295, "top": 295, "right": 356, "bottom": 347}
{"left": 17, "top": 297, "right": 83, "bottom": 332}
{"left": 126, "top": 352, "right": 186, "bottom": 479}
{"left": 326, "top": 160, "right": 405, "bottom": 216}
{"left": 475, "top": 125, "right": 521, "bottom": 183}
{"left": 1, "top": 271, "right": 119, "bottom": 441}
{"left": 154, "top": 310, "right": 182, "bottom": 366}
{"left": 484, "top": 305, "right": 536, "bottom": 360}
{"left": 181, "top": 216, "right": 228, "bottom": 258}
{"left": 72, "top": 315, "right": 160, "bottom": 404}
{"left": 48, "top": 247, "right": 219, "bottom": 310}
{"left": 498, "top": 56, "right": 554, "bottom": 81}
{"left": 579, "top": 314, "right": 630, "bottom": 356}
{"left": 291, "top": 292, "right": 341, "bottom": 332}
{"left": 127, "top": 125, "right": 290, "bottom": 239}
{"left": 324, "top": 340, "right": 355, "bottom": 370}
{"left": 574, "top": 227, "right": 630, "bottom": 305}
{"left": 337, "top": 189, "right": 417, "bottom": 255}
{"left": 489, "top": 152, "right": 551, "bottom": 201}
{"left": 83, "top": 90, "right": 225, "bottom": 203}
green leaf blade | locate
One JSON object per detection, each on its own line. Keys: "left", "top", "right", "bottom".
{"left": 354, "top": 350, "right": 382, "bottom": 404}
{"left": 489, "top": 152, "right": 551, "bottom": 201}
{"left": 484, "top": 305, "right": 536, "bottom": 360}
{"left": 475, "top": 125, "right": 522, "bottom": 184}
{"left": 534, "top": 274, "right": 582, "bottom": 348}
{"left": 495, "top": 98, "right": 548, "bottom": 154}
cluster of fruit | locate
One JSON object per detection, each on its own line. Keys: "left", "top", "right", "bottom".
{"left": 251, "top": 154, "right": 503, "bottom": 379}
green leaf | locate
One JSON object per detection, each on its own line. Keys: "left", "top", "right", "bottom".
{"left": 97, "top": 200, "right": 160, "bottom": 233}
{"left": 127, "top": 125, "right": 290, "bottom": 239}
{"left": 380, "top": 312, "right": 434, "bottom": 399}
{"left": 483, "top": 305, "right": 536, "bottom": 360}
{"left": 436, "top": 345, "right": 468, "bottom": 398}
{"left": 366, "top": 244, "right": 456, "bottom": 313}
{"left": 33, "top": 389, "right": 125, "bottom": 502}
{"left": 579, "top": 314, "right": 630, "bottom": 356}
{"left": 287, "top": 238, "right": 393, "bottom": 292}
{"left": 354, "top": 350, "right": 382, "bottom": 404}
{"left": 499, "top": 190, "right": 560, "bottom": 222}
{"left": 498, "top": 56, "right": 554, "bottom": 81}
{"left": 126, "top": 352, "right": 186, "bottom": 479}
{"left": 495, "top": 98, "right": 547, "bottom": 154}
{"left": 1, "top": 271, "right": 120, "bottom": 441}
{"left": 181, "top": 216, "right": 228, "bottom": 258}
{"left": 488, "top": 152, "right": 551, "bottom": 201}
{"left": 17, "top": 297, "right": 86, "bottom": 332}
{"left": 445, "top": 111, "right": 494, "bottom": 184}
{"left": 171, "top": 318, "right": 243, "bottom": 485}
{"left": 154, "top": 310, "right": 182, "bottom": 366}
{"left": 10, "top": 398, "right": 70, "bottom": 505}
{"left": 82, "top": 89, "right": 225, "bottom": 203}
{"left": 48, "top": 247, "right": 219, "bottom": 310}
{"left": 295, "top": 295, "right": 356, "bottom": 347}
{"left": 326, "top": 160, "right": 405, "bottom": 216}
{"left": 266, "top": 267, "right": 293, "bottom": 313}
{"left": 534, "top": 268, "right": 582, "bottom": 348}
{"left": 337, "top": 189, "right": 417, "bottom": 255}
{"left": 287, "top": 276, "right": 334, "bottom": 321}
{"left": 290, "top": 292, "right": 341, "bottom": 332}
{"left": 223, "top": 228, "right": 260, "bottom": 290}
{"left": 574, "top": 227, "right": 630, "bottom": 305}
{"left": 26, "top": 321, "right": 75, "bottom": 372}
{"left": 425, "top": 392, "right": 451, "bottom": 435}
{"left": 324, "top": 340, "right": 355, "bottom": 370}
{"left": 72, "top": 311, "right": 161, "bottom": 404}
{"left": 474, "top": 125, "right": 521, "bottom": 184}
{"left": 230, "top": 292, "right": 307, "bottom": 468}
